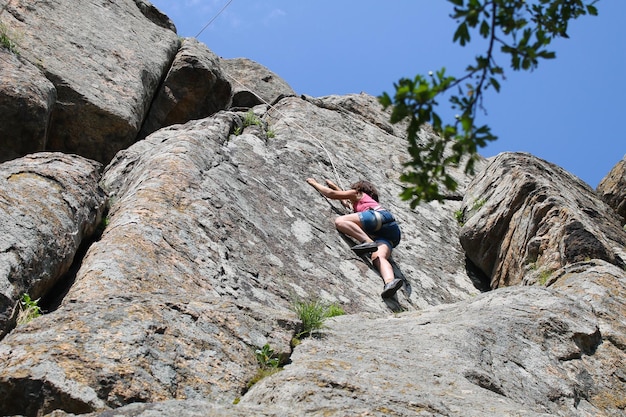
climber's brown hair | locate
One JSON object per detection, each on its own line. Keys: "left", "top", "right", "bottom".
{"left": 350, "top": 180, "right": 379, "bottom": 202}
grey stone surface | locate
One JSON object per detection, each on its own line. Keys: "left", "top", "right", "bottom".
{"left": 243, "top": 286, "right": 602, "bottom": 416}
{"left": 0, "top": 94, "right": 483, "bottom": 415}
{"left": 0, "top": 49, "right": 56, "bottom": 162}
{"left": 0, "top": 153, "right": 105, "bottom": 336}
{"left": 597, "top": 155, "right": 626, "bottom": 225}
{"left": 0, "top": 2, "right": 625, "bottom": 416}
{"left": 460, "top": 152, "right": 626, "bottom": 288}
{"left": 139, "top": 38, "right": 232, "bottom": 139}
{"left": 552, "top": 260, "right": 626, "bottom": 412}
{"left": 221, "top": 57, "right": 297, "bottom": 107}
{"left": 0, "top": 0, "right": 179, "bottom": 163}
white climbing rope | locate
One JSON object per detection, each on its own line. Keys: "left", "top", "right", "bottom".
{"left": 195, "top": 0, "right": 235, "bottom": 38}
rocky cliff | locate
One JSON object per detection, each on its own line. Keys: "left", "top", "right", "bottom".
{"left": 0, "top": 1, "right": 625, "bottom": 416}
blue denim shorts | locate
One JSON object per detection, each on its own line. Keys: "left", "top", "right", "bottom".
{"left": 358, "top": 209, "right": 401, "bottom": 249}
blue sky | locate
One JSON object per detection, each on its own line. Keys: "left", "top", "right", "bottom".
{"left": 150, "top": 0, "right": 625, "bottom": 188}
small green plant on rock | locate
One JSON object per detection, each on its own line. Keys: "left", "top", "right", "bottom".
{"left": 255, "top": 343, "right": 280, "bottom": 369}
{"left": 243, "top": 110, "right": 263, "bottom": 128}
{"left": 247, "top": 343, "right": 282, "bottom": 389}
{"left": 0, "top": 22, "right": 19, "bottom": 54}
{"left": 240, "top": 110, "right": 276, "bottom": 138}
{"left": 95, "top": 212, "right": 110, "bottom": 237}
{"left": 294, "top": 300, "right": 326, "bottom": 338}
{"left": 17, "top": 293, "right": 42, "bottom": 325}
{"left": 293, "top": 299, "right": 345, "bottom": 339}
{"left": 460, "top": 197, "right": 487, "bottom": 224}
{"left": 537, "top": 269, "right": 553, "bottom": 286}
{"left": 471, "top": 198, "right": 486, "bottom": 211}
{"left": 454, "top": 209, "right": 464, "bottom": 225}
{"left": 324, "top": 303, "right": 346, "bottom": 319}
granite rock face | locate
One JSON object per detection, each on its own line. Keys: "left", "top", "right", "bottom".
{"left": 243, "top": 286, "right": 604, "bottom": 416}
{"left": 0, "top": 0, "right": 180, "bottom": 163}
{"left": 220, "top": 58, "right": 297, "bottom": 107}
{"left": 459, "top": 152, "right": 626, "bottom": 288}
{"left": 0, "top": 94, "right": 485, "bottom": 416}
{"left": 597, "top": 155, "right": 626, "bottom": 225}
{"left": 0, "top": 1, "right": 625, "bottom": 417}
{"left": 0, "top": 153, "right": 105, "bottom": 338}
{"left": 0, "top": 49, "right": 56, "bottom": 161}
{"left": 552, "top": 260, "right": 626, "bottom": 411}
{"left": 2, "top": 96, "right": 625, "bottom": 417}
{"left": 138, "top": 38, "right": 232, "bottom": 139}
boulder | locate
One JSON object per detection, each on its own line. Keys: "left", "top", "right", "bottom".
{"left": 0, "top": 49, "right": 56, "bottom": 162}
{"left": 220, "top": 58, "right": 296, "bottom": 107}
{"left": 138, "top": 38, "right": 232, "bottom": 139}
{"left": 0, "top": 293, "right": 297, "bottom": 415}
{"left": 597, "top": 155, "right": 626, "bottom": 225}
{"left": 0, "top": 0, "right": 180, "bottom": 163}
{"left": 0, "top": 153, "right": 105, "bottom": 337}
{"left": 459, "top": 152, "right": 626, "bottom": 288}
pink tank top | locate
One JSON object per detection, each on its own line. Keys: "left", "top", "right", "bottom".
{"left": 353, "top": 193, "right": 381, "bottom": 212}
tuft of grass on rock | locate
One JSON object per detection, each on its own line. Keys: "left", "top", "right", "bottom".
{"left": 17, "top": 293, "right": 42, "bottom": 325}
{"left": 293, "top": 299, "right": 345, "bottom": 339}
{"left": 0, "top": 22, "right": 20, "bottom": 54}
{"left": 537, "top": 269, "right": 553, "bottom": 286}
{"left": 243, "top": 110, "right": 262, "bottom": 128}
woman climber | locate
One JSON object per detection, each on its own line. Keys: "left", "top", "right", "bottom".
{"left": 306, "top": 177, "right": 403, "bottom": 299}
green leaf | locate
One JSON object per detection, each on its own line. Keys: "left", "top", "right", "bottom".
{"left": 453, "top": 22, "right": 471, "bottom": 45}
{"left": 489, "top": 77, "right": 501, "bottom": 92}
{"left": 379, "top": 92, "right": 391, "bottom": 108}
{"left": 480, "top": 20, "right": 490, "bottom": 38}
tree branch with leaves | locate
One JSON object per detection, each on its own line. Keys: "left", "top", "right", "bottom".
{"left": 379, "top": 0, "right": 598, "bottom": 207}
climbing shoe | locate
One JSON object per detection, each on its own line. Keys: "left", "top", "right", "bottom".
{"left": 381, "top": 278, "right": 403, "bottom": 298}
{"left": 351, "top": 242, "right": 379, "bottom": 255}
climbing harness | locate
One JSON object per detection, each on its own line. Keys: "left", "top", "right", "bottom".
{"left": 370, "top": 208, "right": 396, "bottom": 232}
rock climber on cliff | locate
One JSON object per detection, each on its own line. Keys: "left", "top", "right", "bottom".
{"left": 306, "top": 177, "right": 403, "bottom": 299}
